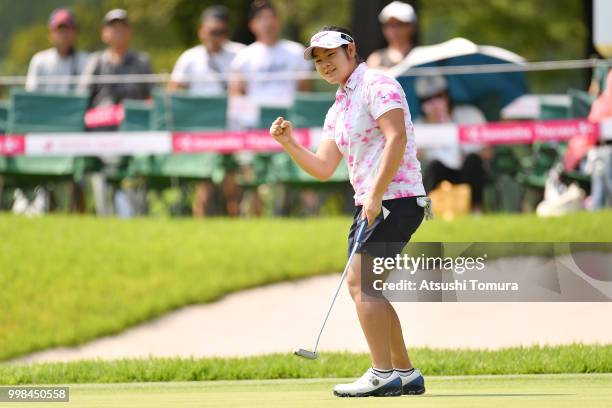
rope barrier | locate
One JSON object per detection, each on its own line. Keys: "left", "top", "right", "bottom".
{"left": 0, "top": 58, "right": 610, "bottom": 86}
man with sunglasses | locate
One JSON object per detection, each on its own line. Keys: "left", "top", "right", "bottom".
{"left": 367, "top": 1, "right": 417, "bottom": 71}
{"left": 168, "top": 5, "right": 245, "bottom": 95}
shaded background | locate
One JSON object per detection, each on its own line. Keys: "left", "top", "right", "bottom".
{"left": 0, "top": 0, "right": 594, "bottom": 93}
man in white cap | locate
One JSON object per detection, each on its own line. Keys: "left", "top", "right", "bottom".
{"left": 367, "top": 1, "right": 417, "bottom": 70}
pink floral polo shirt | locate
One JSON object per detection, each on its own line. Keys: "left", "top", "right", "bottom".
{"left": 322, "top": 62, "right": 425, "bottom": 205}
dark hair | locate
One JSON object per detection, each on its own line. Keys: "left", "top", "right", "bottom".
{"left": 316, "top": 25, "right": 363, "bottom": 64}
{"left": 200, "top": 5, "right": 230, "bottom": 25}
{"left": 249, "top": 0, "right": 277, "bottom": 21}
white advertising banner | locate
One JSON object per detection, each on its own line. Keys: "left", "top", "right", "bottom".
{"left": 24, "top": 132, "right": 172, "bottom": 156}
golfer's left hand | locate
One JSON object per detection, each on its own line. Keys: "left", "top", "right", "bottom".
{"left": 362, "top": 194, "right": 382, "bottom": 227}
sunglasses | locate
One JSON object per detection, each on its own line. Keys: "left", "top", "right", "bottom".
{"left": 383, "top": 22, "right": 410, "bottom": 29}
{"left": 209, "top": 29, "right": 228, "bottom": 37}
{"left": 420, "top": 91, "right": 447, "bottom": 103}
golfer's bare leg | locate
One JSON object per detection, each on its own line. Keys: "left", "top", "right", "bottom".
{"left": 346, "top": 253, "right": 393, "bottom": 370}
{"left": 388, "top": 304, "right": 413, "bottom": 369}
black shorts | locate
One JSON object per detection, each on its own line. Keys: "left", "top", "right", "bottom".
{"left": 347, "top": 196, "right": 424, "bottom": 259}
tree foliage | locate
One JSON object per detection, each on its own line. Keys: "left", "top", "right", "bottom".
{"left": 418, "top": 0, "right": 588, "bottom": 91}
{"left": 419, "top": 0, "right": 586, "bottom": 62}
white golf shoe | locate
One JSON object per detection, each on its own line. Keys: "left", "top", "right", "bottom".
{"left": 333, "top": 368, "right": 402, "bottom": 397}
{"left": 398, "top": 368, "right": 426, "bottom": 395}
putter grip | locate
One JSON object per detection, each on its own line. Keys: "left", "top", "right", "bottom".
{"left": 356, "top": 219, "right": 368, "bottom": 243}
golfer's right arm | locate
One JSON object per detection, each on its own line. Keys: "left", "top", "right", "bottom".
{"left": 270, "top": 117, "right": 342, "bottom": 181}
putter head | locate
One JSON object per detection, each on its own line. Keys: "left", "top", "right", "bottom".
{"left": 294, "top": 348, "right": 318, "bottom": 360}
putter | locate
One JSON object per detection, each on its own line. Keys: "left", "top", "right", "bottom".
{"left": 295, "top": 206, "right": 389, "bottom": 360}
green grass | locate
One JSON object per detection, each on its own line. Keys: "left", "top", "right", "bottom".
{"left": 1, "top": 211, "right": 611, "bottom": 362}
{"left": 2, "top": 374, "right": 612, "bottom": 408}
{"left": 1, "top": 344, "right": 610, "bottom": 384}
{"left": 0, "top": 216, "right": 347, "bottom": 362}
{"left": 411, "top": 210, "right": 612, "bottom": 242}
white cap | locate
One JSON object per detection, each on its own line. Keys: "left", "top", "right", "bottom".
{"left": 103, "top": 8, "right": 128, "bottom": 25}
{"left": 303, "top": 31, "right": 355, "bottom": 60}
{"left": 378, "top": 1, "right": 417, "bottom": 24}
{"left": 415, "top": 76, "right": 448, "bottom": 99}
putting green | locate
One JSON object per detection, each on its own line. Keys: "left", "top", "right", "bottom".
{"left": 6, "top": 374, "right": 611, "bottom": 408}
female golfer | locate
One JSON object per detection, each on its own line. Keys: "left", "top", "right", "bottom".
{"left": 270, "top": 26, "right": 426, "bottom": 398}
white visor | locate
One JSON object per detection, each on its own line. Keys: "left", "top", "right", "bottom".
{"left": 303, "top": 31, "right": 354, "bottom": 60}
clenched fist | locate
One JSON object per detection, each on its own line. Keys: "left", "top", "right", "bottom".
{"left": 270, "top": 117, "right": 294, "bottom": 146}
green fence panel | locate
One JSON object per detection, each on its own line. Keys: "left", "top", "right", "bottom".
{"left": 0, "top": 101, "right": 8, "bottom": 134}
{"left": 258, "top": 106, "right": 288, "bottom": 129}
{"left": 151, "top": 90, "right": 227, "bottom": 131}
{"left": 120, "top": 100, "right": 152, "bottom": 131}
{"left": 539, "top": 96, "right": 570, "bottom": 120}
{"left": 568, "top": 88, "right": 596, "bottom": 119}
{"left": 288, "top": 92, "right": 335, "bottom": 128}
{"left": 8, "top": 89, "right": 87, "bottom": 133}
{"left": 4, "top": 90, "right": 91, "bottom": 178}
{"left": 128, "top": 153, "right": 222, "bottom": 179}
{"left": 0, "top": 156, "right": 76, "bottom": 175}
{"left": 147, "top": 91, "right": 230, "bottom": 179}
{"left": 266, "top": 153, "right": 349, "bottom": 184}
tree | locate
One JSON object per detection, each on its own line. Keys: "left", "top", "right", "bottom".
{"left": 418, "top": 0, "right": 588, "bottom": 91}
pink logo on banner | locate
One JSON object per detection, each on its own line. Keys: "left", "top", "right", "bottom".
{"left": 460, "top": 122, "right": 532, "bottom": 145}
{"left": 43, "top": 139, "right": 55, "bottom": 152}
{"left": 459, "top": 119, "right": 600, "bottom": 145}
{"left": 84, "top": 104, "right": 126, "bottom": 128}
{"left": 173, "top": 131, "right": 243, "bottom": 154}
{"left": 0, "top": 135, "right": 25, "bottom": 155}
{"left": 533, "top": 119, "right": 599, "bottom": 142}
{"left": 172, "top": 129, "right": 311, "bottom": 153}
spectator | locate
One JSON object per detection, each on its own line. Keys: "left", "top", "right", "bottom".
{"left": 79, "top": 9, "right": 153, "bottom": 218}
{"left": 79, "top": 9, "right": 153, "bottom": 109}
{"left": 24, "top": 9, "right": 89, "bottom": 214}
{"left": 229, "top": 0, "right": 311, "bottom": 114}
{"left": 588, "top": 61, "right": 610, "bottom": 98}
{"left": 168, "top": 6, "right": 245, "bottom": 217}
{"left": 415, "top": 75, "right": 490, "bottom": 212}
{"left": 168, "top": 5, "right": 244, "bottom": 95}
{"left": 588, "top": 68, "right": 612, "bottom": 123}
{"left": 586, "top": 68, "right": 612, "bottom": 210}
{"left": 26, "top": 8, "right": 88, "bottom": 93}
{"left": 367, "top": 1, "right": 417, "bottom": 70}
{"left": 228, "top": 0, "right": 312, "bottom": 216}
